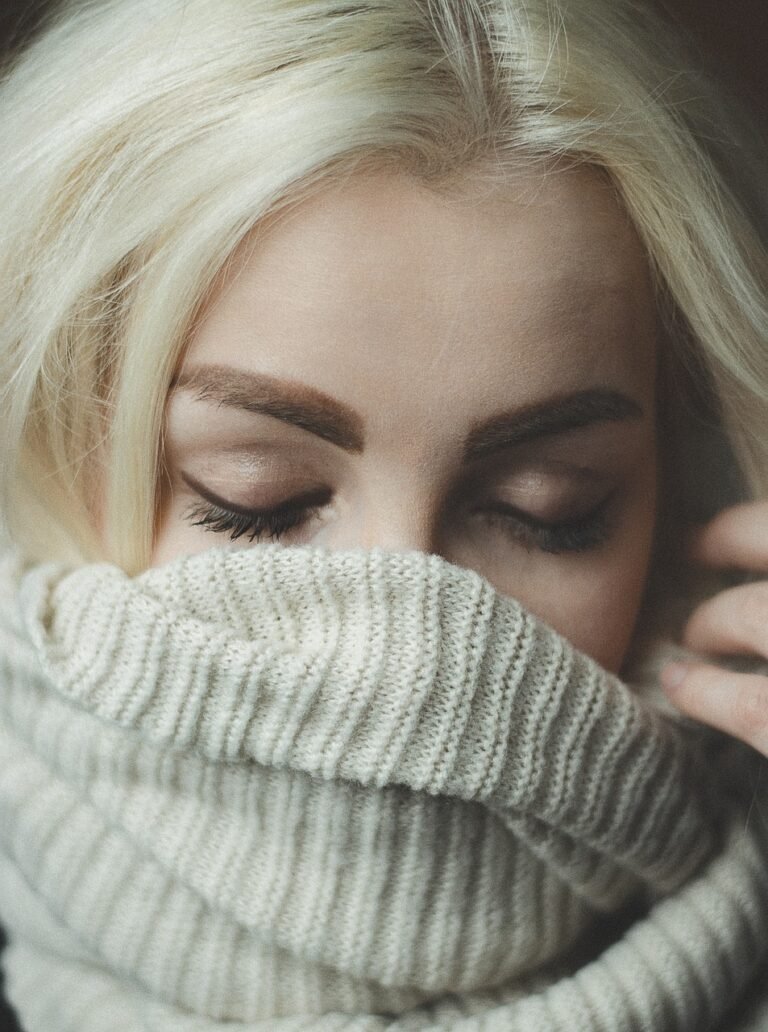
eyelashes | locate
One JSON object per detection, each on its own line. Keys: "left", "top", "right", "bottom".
{"left": 185, "top": 486, "right": 330, "bottom": 543}
{"left": 186, "top": 498, "right": 321, "bottom": 543}
{"left": 183, "top": 488, "right": 615, "bottom": 555}
{"left": 479, "top": 497, "right": 614, "bottom": 554}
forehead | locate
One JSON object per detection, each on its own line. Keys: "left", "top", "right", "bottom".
{"left": 190, "top": 164, "right": 656, "bottom": 405}
{"left": 226, "top": 162, "right": 649, "bottom": 291}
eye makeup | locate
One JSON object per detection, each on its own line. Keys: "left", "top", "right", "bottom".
{"left": 185, "top": 497, "right": 323, "bottom": 543}
{"left": 476, "top": 491, "right": 616, "bottom": 554}
{"left": 178, "top": 468, "right": 619, "bottom": 555}
{"left": 179, "top": 471, "right": 330, "bottom": 543}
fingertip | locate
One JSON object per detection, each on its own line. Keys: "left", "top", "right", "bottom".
{"left": 685, "top": 522, "right": 716, "bottom": 566}
{"left": 685, "top": 501, "right": 768, "bottom": 575}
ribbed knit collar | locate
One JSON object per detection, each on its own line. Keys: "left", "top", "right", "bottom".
{"left": 1, "top": 544, "right": 767, "bottom": 1030}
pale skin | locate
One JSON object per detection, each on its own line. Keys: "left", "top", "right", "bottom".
{"left": 153, "top": 165, "right": 658, "bottom": 674}
{"left": 153, "top": 164, "right": 768, "bottom": 752}
{"left": 661, "top": 501, "right": 768, "bottom": 758}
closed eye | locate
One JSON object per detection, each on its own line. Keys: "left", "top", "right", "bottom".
{"left": 474, "top": 493, "right": 616, "bottom": 553}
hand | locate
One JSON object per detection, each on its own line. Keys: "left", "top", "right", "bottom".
{"left": 660, "top": 500, "right": 768, "bottom": 758}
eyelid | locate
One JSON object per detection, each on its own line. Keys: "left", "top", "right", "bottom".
{"left": 490, "top": 487, "right": 616, "bottom": 527}
{"left": 181, "top": 472, "right": 257, "bottom": 516}
{"left": 462, "top": 465, "right": 614, "bottom": 514}
{"left": 478, "top": 491, "right": 617, "bottom": 556}
{"left": 463, "top": 455, "right": 614, "bottom": 486}
{"left": 499, "top": 484, "right": 615, "bottom": 523}
{"left": 180, "top": 472, "right": 619, "bottom": 555}
{"left": 468, "top": 444, "right": 634, "bottom": 495}
{"left": 180, "top": 470, "right": 329, "bottom": 515}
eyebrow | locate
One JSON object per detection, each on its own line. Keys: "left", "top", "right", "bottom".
{"left": 170, "top": 363, "right": 644, "bottom": 461}
{"left": 464, "top": 387, "right": 643, "bottom": 461}
{"left": 171, "top": 364, "right": 365, "bottom": 452}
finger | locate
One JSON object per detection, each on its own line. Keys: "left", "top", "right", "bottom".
{"left": 691, "top": 500, "right": 768, "bottom": 572}
{"left": 682, "top": 580, "right": 768, "bottom": 657}
{"left": 661, "top": 661, "right": 768, "bottom": 757}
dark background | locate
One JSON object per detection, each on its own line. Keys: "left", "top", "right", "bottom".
{"left": 656, "top": 0, "right": 768, "bottom": 119}
{"left": 0, "top": 1, "right": 765, "bottom": 1030}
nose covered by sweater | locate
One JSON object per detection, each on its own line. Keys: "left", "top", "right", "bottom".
{"left": 0, "top": 543, "right": 766, "bottom": 1031}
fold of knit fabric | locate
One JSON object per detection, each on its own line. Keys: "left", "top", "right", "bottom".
{"left": 0, "top": 542, "right": 767, "bottom": 1031}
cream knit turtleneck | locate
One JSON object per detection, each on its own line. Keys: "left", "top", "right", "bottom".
{"left": 0, "top": 543, "right": 767, "bottom": 1031}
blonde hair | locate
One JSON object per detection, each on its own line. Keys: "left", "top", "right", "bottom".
{"left": 0, "top": 0, "right": 766, "bottom": 574}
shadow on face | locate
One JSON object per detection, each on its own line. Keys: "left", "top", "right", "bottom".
{"left": 155, "top": 165, "right": 658, "bottom": 672}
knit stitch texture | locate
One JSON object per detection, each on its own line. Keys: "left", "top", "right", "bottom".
{"left": 0, "top": 543, "right": 767, "bottom": 1030}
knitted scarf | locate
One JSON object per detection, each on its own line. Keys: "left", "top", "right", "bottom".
{"left": 1, "top": 543, "right": 768, "bottom": 1031}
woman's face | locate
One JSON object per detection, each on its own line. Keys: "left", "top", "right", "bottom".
{"left": 153, "top": 166, "right": 658, "bottom": 672}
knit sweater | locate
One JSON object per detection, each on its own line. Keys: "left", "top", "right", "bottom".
{"left": 0, "top": 543, "right": 767, "bottom": 1031}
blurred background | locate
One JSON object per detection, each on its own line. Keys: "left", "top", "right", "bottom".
{"left": 657, "top": 0, "right": 768, "bottom": 116}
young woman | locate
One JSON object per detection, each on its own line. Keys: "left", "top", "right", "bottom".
{"left": 0, "top": 0, "right": 767, "bottom": 1029}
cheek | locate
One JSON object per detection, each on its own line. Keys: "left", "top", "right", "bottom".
{"left": 553, "top": 552, "right": 653, "bottom": 673}
{"left": 150, "top": 503, "right": 188, "bottom": 568}
{"left": 495, "top": 471, "right": 658, "bottom": 674}
{"left": 150, "top": 489, "right": 216, "bottom": 568}
{"left": 522, "top": 541, "right": 655, "bottom": 673}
